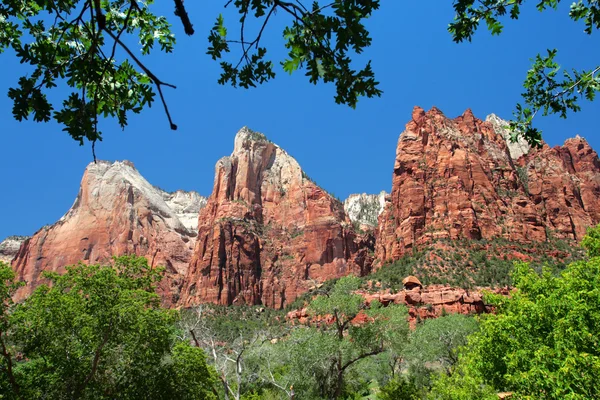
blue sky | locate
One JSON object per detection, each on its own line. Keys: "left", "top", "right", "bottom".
{"left": 1, "top": 1, "right": 599, "bottom": 240}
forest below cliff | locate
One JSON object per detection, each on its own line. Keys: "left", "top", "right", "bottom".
{"left": 1, "top": 225, "right": 599, "bottom": 400}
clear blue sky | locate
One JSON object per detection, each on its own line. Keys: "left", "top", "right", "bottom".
{"left": 1, "top": 2, "right": 599, "bottom": 240}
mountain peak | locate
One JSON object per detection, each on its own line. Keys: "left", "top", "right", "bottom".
{"left": 11, "top": 160, "right": 207, "bottom": 304}
{"left": 180, "top": 127, "right": 373, "bottom": 308}
{"left": 376, "top": 106, "right": 600, "bottom": 265}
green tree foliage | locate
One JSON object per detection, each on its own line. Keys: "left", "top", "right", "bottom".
{"left": 377, "top": 377, "right": 420, "bottom": 400}
{"left": 271, "top": 276, "right": 409, "bottom": 399}
{"left": 0, "top": 0, "right": 380, "bottom": 156}
{"left": 0, "top": 262, "right": 24, "bottom": 399}
{"left": 0, "top": 256, "right": 217, "bottom": 399}
{"left": 450, "top": 0, "right": 600, "bottom": 147}
{"left": 181, "top": 305, "right": 287, "bottom": 400}
{"left": 404, "top": 314, "right": 479, "bottom": 388}
{"left": 365, "top": 237, "right": 583, "bottom": 291}
{"left": 428, "top": 225, "right": 600, "bottom": 399}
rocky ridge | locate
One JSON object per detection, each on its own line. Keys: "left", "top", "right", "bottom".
{"left": 287, "top": 284, "right": 509, "bottom": 328}
{"left": 375, "top": 106, "right": 600, "bottom": 265}
{"left": 6, "top": 107, "right": 600, "bottom": 311}
{"left": 11, "top": 160, "right": 206, "bottom": 303}
{"left": 180, "top": 128, "right": 373, "bottom": 308}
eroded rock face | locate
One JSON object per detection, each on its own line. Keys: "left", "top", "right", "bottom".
{"left": 375, "top": 107, "right": 600, "bottom": 265}
{"left": 0, "top": 236, "right": 28, "bottom": 264}
{"left": 163, "top": 190, "right": 207, "bottom": 231}
{"left": 343, "top": 191, "right": 387, "bottom": 228}
{"left": 180, "top": 127, "right": 374, "bottom": 308}
{"left": 11, "top": 161, "right": 206, "bottom": 304}
{"left": 286, "top": 285, "right": 509, "bottom": 328}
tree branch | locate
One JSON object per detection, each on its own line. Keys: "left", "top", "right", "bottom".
{"left": 0, "top": 330, "right": 21, "bottom": 399}
{"left": 102, "top": 28, "right": 178, "bottom": 130}
{"left": 73, "top": 328, "right": 111, "bottom": 399}
{"left": 173, "top": 0, "right": 195, "bottom": 35}
{"left": 340, "top": 344, "right": 384, "bottom": 372}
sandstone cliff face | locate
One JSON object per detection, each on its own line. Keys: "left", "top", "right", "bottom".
{"left": 180, "top": 128, "right": 373, "bottom": 308}
{"left": 375, "top": 107, "right": 600, "bottom": 265}
{"left": 11, "top": 161, "right": 206, "bottom": 303}
{"left": 343, "top": 191, "right": 387, "bottom": 228}
{"left": 0, "top": 236, "right": 28, "bottom": 264}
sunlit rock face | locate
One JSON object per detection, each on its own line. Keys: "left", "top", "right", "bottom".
{"left": 11, "top": 160, "right": 206, "bottom": 304}
{"left": 180, "top": 127, "right": 374, "bottom": 309}
{"left": 375, "top": 106, "right": 600, "bottom": 265}
{"left": 0, "top": 236, "right": 28, "bottom": 264}
{"left": 344, "top": 191, "right": 387, "bottom": 228}
{"left": 287, "top": 285, "right": 510, "bottom": 328}
{"left": 163, "top": 190, "right": 207, "bottom": 231}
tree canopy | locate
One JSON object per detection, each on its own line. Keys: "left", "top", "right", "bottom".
{"left": 0, "top": 1, "right": 597, "bottom": 156}
{"left": 0, "top": 256, "right": 218, "bottom": 399}
{"left": 428, "top": 225, "right": 600, "bottom": 399}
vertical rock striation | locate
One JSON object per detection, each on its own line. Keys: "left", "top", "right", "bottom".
{"left": 180, "top": 128, "right": 374, "bottom": 308}
{"left": 375, "top": 106, "right": 600, "bottom": 265}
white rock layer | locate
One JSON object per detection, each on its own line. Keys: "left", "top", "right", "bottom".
{"left": 163, "top": 190, "right": 207, "bottom": 232}
{"left": 0, "top": 236, "right": 28, "bottom": 264}
{"left": 486, "top": 113, "right": 530, "bottom": 160}
{"left": 343, "top": 191, "right": 387, "bottom": 227}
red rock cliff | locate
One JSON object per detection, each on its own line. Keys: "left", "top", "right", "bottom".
{"left": 180, "top": 128, "right": 373, "bottom": 308}
{"left": 375, "top": 106, "right": 600, "bottom": 265}
{"left": 11, "top": 161, "right": 204, "bottom": 304}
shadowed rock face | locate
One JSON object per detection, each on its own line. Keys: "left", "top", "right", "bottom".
{"left": 11, "top": 161, "right": 206, "bottom": 304}
{"left": 0, "top": 236, "right": 28, "bottom": 264}
{"left": 375, "top": 106, "right": 600, "bottom": 265}
{"left": 180, "top": 128, "right": 374, "bottom": 309}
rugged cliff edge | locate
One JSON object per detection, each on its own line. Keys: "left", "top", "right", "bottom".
{"left": 11, "top": 161, "right": 206, "bottom": 303}
{"left": 180, "top": 128, "right": 374, "bottom": 308}
{"left": 7, "top": 107, "right": 600, "bottom": 309}
{"left": 375, "top": 106, "right": 600, "bottom": 265}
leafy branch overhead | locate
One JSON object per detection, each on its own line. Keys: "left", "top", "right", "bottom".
{"left": 0, "top": 0, "right": 598, "bottom": 155}
{"left": 0, "top": 0, "right": 381, "bottom": 158}
{"left": 450, "top": 0, "right": 600, "bottom": 147}
{"left": 207, "top": 0, "right": 381, "bottom": 108}
{"left": 0, "top": 0, "right": 180, "bottom": 158}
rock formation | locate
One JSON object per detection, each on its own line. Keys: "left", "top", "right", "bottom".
{"left": 286, "top": 284, "right": 509, "bottom": 328}
{"left": 180, "top": 127, "right": 374, "bottom": 309}
{"left": 0, "top": 236, "right": 28, "bottom": 264}
{"left": 8, "top": 107, "right": 600, "bottom": 309}
{"left": 343, "top": 191, "right": 387, "bottom": 228}
{"left": 375, "top": 106, "right": 600, "bottom": 265}
{"left": 11, "top": 161, "right": 206, "bottom": 303}
{"left": 163, "top": 190, "right": 207, "bottom": 231}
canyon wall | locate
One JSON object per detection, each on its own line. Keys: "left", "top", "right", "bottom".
{"left": 375, "top": 107, "right": 600, "bottom": 265}
{"left": 179, "top": 128, "right": 374, "bottom": 308}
